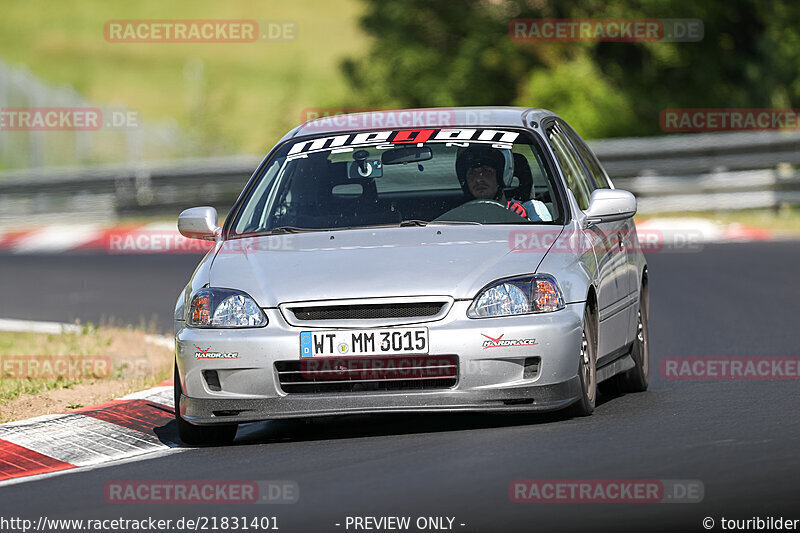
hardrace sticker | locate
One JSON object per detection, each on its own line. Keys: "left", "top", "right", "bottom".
{"left": 193, "top": 345, "right": 240, "bottom": 359}
{"left": 481, "top": 334, "right": 538, "bottom": 349}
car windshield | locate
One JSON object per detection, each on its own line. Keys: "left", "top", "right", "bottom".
{"left": 231, "top": 127, "right": 563, "bottom": 236}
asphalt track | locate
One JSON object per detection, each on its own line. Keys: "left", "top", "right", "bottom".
{"left": 1, "top": 241, "right": 799, "bottom": 532}
{"left": 0, "top": 253, "right": 200, "bottom": 333}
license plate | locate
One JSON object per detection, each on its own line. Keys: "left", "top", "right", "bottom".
{"left": 300, "top": 328, "right": 429, "bottom": 357}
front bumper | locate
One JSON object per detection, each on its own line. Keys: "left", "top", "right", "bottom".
{"left": 175, "top": 301, "right": 585, "bottom": 425}
{"left": 180, "top": 377, "right": 582, "bottom": 423}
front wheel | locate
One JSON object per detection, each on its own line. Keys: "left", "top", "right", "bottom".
{"left": 568, "top": 306, "right": 597, "bottom": 417}
{"left": 599, "top": 289, "right": 649, "bottom": 395}
{"left": 174, "top": 363, "right": 238, "bottom": 446}
{"left": 620, "top": 289, "right": 650, "bottom": 392}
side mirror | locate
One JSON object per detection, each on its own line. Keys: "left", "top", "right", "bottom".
{"left": 584, "top": 189, "right": 637, "bottom": 224}
{"left": 178, "top": 206, "right": 219, "bottom": 240}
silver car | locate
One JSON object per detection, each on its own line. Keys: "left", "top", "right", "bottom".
{"left": 173, "top": 107, "right": 649, "bottom": 445}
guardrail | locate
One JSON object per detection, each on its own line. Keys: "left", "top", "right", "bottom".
{"left": 0, "top": 155, "right": 261, "bottom": 226}
{"left": 594, "top": 131, "right": 800, "bottom": 213}
{"left": 1, "top": 131, "right": 799, "bottom": 224}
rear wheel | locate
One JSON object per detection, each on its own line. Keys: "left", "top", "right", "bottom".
{"left": 568, "top": 306, "right": 597, "bottom": 417}
{"left": 174, "top": 363, "right": 238, "bottom": 446}
{"left": 599, "top": 286, "right": 650, "bottom": 395}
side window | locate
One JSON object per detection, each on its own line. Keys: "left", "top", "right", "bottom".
{"left": 547, "top": 126, "right": 593, "bottom": 210}
{"left": 511, "top": 143, "right": 561, "bottom": 222}
{"left": 233, "top": 159, "right": 283, "bottom": 234}
{"left": 563, "top": 126, "right": 613, "bottom": 189}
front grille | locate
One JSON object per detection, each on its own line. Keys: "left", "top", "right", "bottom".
{"left": 289, "top": 302, "right": 445, "bottom": 321}
{"left": 275, "top": 355, "right": 458, "bottom": 394}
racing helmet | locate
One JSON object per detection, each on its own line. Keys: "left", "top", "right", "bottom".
{"left": 455, "top": 145, "right": 514, "bottom": 201}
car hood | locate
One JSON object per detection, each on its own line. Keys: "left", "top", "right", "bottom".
{"left": 208, "top": 226, "right": 560, "bottom": 306}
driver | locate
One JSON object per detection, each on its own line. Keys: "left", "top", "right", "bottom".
{"left": 455, "top": 145, "right": 528, "bottom": 218}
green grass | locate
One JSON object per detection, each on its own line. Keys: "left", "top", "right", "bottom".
{"left": 0, "top": 325, "right": 172, "bottom": 405}
{"left": 0, "top": 0, "right": 367, "bottom": 156}
{"left": 0, "top": 372, "right": 83, "bottom": 404}
{"left": 0, "top": 328, "right": 103, "bottom": 402}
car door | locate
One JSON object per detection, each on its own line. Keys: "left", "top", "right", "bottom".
{"left": 562, "top": 123, "right": 639, "bottom": 348}
{"left": 545, "top": 122, "right": 628, "bottom": 361}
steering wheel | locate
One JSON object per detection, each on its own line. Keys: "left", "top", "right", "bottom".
{"left": 463, "top": 199, "right": 506, "bottom": 208}
{"left": 432, "top": 198, "right": 524, "bottom": 224}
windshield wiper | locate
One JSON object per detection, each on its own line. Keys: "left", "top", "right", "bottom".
{"left": 398, "top": 220, "right": 483, "bottom": 227}
{"left": 240, "top": 221, "right": 483, "bottom": 237}
{"left": 427, "top": 220, "right": 482, "bottom": 226}
{"left": 241, "top": 226, "right": 325, "bottom": 236}
{"left": 269, "top": 226, "right": 306, "bottom": 234}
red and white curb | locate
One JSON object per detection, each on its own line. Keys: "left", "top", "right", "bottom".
{"left": 635, "top": 217, "right": 774, "bottom": 243}
{"left": 0, "top": 384, "right": 176, "bottom": 485}
{"left": 0, "top": 318, "right": 81, "bottom": 335}
{"left": 0, "top": 319, "right": 179, "bottom": 485}
{"left": 0, "top": 222, "right": 209, "bottom": 255}
{"left": 0, "top": 219, "right": 780, "bottom": 254}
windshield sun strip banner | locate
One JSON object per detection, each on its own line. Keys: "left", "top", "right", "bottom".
{"left": 286, "top": 128, "right": 521, "bottom": 160}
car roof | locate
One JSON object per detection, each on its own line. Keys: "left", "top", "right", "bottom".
{"left": 279, "top": 106, "right": 559, "bottom": 143}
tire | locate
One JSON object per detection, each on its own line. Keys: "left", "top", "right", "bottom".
{"left": 599, "top": 286, "right": 650, "bottom": 395}
{"left": 568, "top": 305, "right": 597, "bottom": 417}
{"left": 174, "top": 363, "right": 238, "bottom": 446}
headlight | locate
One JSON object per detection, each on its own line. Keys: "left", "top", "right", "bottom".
{"left": 187, "top": 288, "right": 267, "bottom": 328}
{"left": 468, "top": 274, "right": 565, "bottom": 318}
